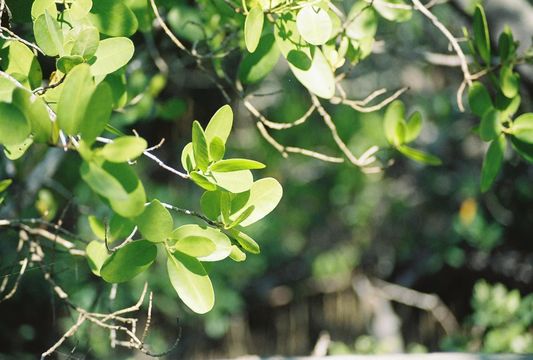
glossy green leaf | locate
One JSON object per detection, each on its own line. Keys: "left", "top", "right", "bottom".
{"left": 101, "top": 240, "right": 157, "bottom": 283}
{"left": 286, "top": 50, "right": 312, "bottom": 70}
{"left": 512, "top": 113, "right": 533, "bottom": 144}
{"left": 210, "top": 159, "right": 265, "bottom": 172}
{"left": 33, "top": 11, "right": 64, "bottom": 57}
{"left": 481, "top": 135, "right": 506, "bottom": 192}
{"left": 135, "top": 199, "right": 173, "bottom": 243}
{"left": 56, "top": 55, "right": 84, "bottom": 74}
{"left": 229, "top": 245, "right": 246, "bottom": 262}
{"left": 479, "top": 109, "right": 502, "bottom": 142}
{"left": 227, "top": 228, "right": 260, "bottom": 254}
{"left": 167, "top": 251, "right": 214, "bottom": 314}
{"left": 499, "top": 65, "right": 519, "bottom": 99}
{"left": 174, "top": 236, "right": 216, "bottom": 258}
{"left": 296, "top": 5, "right": 332, "bottom": 46}
{"left": 495, "top": 92, "right": 520, "bottom": 120}
{"left": 79, "top": 81, "right": 113, "bottom": 144}
{"left": 90, "top": 37, "right": 135, "bottom": 76}
{"left": 398, "top": 145, "right": 442, "bottom": 166}
{"left": 102, "top": 161, "right": 146, "bottom": 218}
{"left": 405, "top": 111, "right": 422, "bottom": 143}
{"left": 346, "top": 1, "right": 377, "bottom": 40}
{"left": 510, "top": 136, "right": 533, "bottom": 163}
{"left": 205, "top": 105, "right": 233, "bottom": 144}
{"left": 192, "top": 121, "right": 210, "bottom": 171}
{"left": 239, "top": 33, "right": 280, "bottom": 84}
{"left": 181, "top": 142, "right": 196, "bottom": 172}
{"left": 211, "top": 170, "right": 254, "bottom": 193}
{"left": 89, "top": 0, "right": 138, "bottom": 37}
{"left": 209, "top": 137, "right": 225, "bottom": 162}
{"left": 373, "top": 0, "right": 412, "bottom": 22}
{"left": 170, "top": 224, "right": 232, "bottom": 262}
{"left": 498, "top": 26, "right": 514, "bottom": 64}
{"left": 468, "top": 82, "right": 493, "bottom": 117}
{"left": 80, "top": 161, "right": 129, "bottom": 200}
{"left": 0, "top": 41, "right": 42, "bottom": 89}
{"left": 229, "top": 177, "right": 282, "bottom": 227}
{"left": 31, "top": 0, "right": 57, "bottom": 19}
{"left": 70, "top": 0, "right": 93, "bottom": 20}
{"left": 86, "top": 240, "right": 109, "bottom": 276}
{"left": 72, "top": 26, "right": 100, "bottom": 59}
{"left": 190, "top": 172, "right": 218, "bottom": 191}
{"left": 384, "top": 100, "right": 405, "bottom": 145}
{"left": 244, "top": 6, "right": 264, "bottom": 53}
{"left": 101, "top": 136, "right": 147, "bottom": 162}
{"left": 4, "top": 137, "right": 33, "bottom": 160}
{"left": 11, "top": 88, "right": 53, "bottom": 143}
{"left": 473, "top": 4, "right": 491, "bottom": 64}
{"left": 0, "top": 102, "right": 31, "bottom": 146}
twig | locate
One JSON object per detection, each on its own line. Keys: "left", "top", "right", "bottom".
{"left": 243, "top": 100, "right": 316, "bottom": 130}
{"left": 331, "top": 87, "right": 409, "bottom": 113}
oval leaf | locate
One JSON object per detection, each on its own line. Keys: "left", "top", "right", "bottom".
{"left": 192, "top": 120, "right": 209, "bottom": 171}
{"left": 101, "top": 136, "right": 148, "bottom": 162}
{"left": 296, "top": 5, "right": 332, "bottom": 46}
{"left": 468, "top": 82, "right": 493, "bottom": 117}
{"left": 89, "top": 0, "right": 138, "bottom": 37}
{"left": 135, "top": 199, "right": 173, "bottom": 243}
{"left": 33, "top": 11, "right": 64, "bottom": 56}
{"left": 210, "top": 159, "right": 265, "bottom": 172}
{"left": 101, "top": 240, "right": 157, "bottom": 283}
{"left": 473, "top": 4, "right": 491, "bottom": 65}
{"left": 481, "top": 135, "right": 506, "bottom": 192}
{"left": 205, "top": 105, "right": 233, "bottom": 144}
{"left": 174, "top": 236, "right": 216, "bottom": 258}
{"left": 238, "top": 33, "right": 280, "bottom": 84}
{"left": 0, "top": 102, "right": 31, "bottom": 146}
{"left": 170, "top": 224, "right": 232, "bottom": 262}
{"left": 244, "top": 6, "right": 264, "bottom": 53}
{"left": 90, "top": 37, "right": 135, "bottom": 76}
{"left": 86, "top": 240, "right": 109, "bottom": 276}
{"left": 512, "top": 113, "right": 533, "bottom": 144}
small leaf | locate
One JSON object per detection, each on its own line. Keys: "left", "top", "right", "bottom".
{"left": 287, "top": 50, "right": 312, "bottom": 70}
{"left": 192, "top": 121, "right": 210, "bottom": 171}
{"left": 495, "top": 92, "right": 520, "bottom": 120}
{"left": 511, "top": 136, "right": 533, "bottom": 163}
{"left": 181, "top": 142, "right": 196, "bottom": 172}
{"left": 479, "top": 109, "right": 502, "bottom": 142}
{"left": 167, "top": 251, "right": 214, "bottom": 314}
{"left": 473, "top": 4, "right": 491, "bottom": 65}
{"left": 101, "top": 240, "right": 157, "bottom": 283}
{"left": 499, "top": 65, "right": 519, "bottom": 99}
{"left": 346, "top": 1, "right": 377, "bottom": 40}
{"left": 89, "top": 0, "right": 138, "bottom": 37}
{"left": 384, "top": 100, "right": 405, "bottom": 145}
{"left": 227, "top": 228, "right": 260, "bottom": 254}
{"left": 101, "top": 136, "right": 148, "bottom": 162}
{"left": 86, "top": 240, "right": 109, "bottom": 276}
{"left": 0, "top": 102, "right": 31, "bottom": 146}
{"left": 0, "top": 179, "right": 12, "bottom": 193}
{"left": 31, "top": 0, "right": 57, "bottom": 19}
{"left": 190, "top": 172, "right": 218, "bottom": 191}
{"left": 244, "top": 6, "right": 264, "bottom": 53}
{"left": 498, "top": 26, "right": 514, "bottom": 63}
{"left": 512, "top": 113, "right": 533, "bottom": 144}
{"left": 211, "top": 170, "right": 254, "bottom": 193}
{"left": 69, "top": 0, "right": 92, "bottom": 21}
{"left": 56, "top": 55, "right": 84, "bottom": 74}
{"left": 480, "top": 135, "right": 506, "bottom": 192}
{"left": 90, "top": 37, "right": 135, "bottom": 76}
{"left": 210, "top": 159, "right": 265, "bottom": 172}
{"left": 72, "top": 26, "right": 100, "bottom": 60}
{"left": 220, "top": 191, "right": 231, "bottom": 225}
{"left": 398, "top": 145, "right": 442, "bottom": 166}
{"left": 205, "top": 105, "right": 233, "bottom": 144}
{"left": 468, "top": 82, "right": 493, "bottom": 117}
{"left": 229, "top": 245, "right": 246, "bottom": 262}
{"left": 296, "top": 5, "right": 332, "bottom": 46}
{"left": 373, "top": 0, "right": 411, "bottom": 22}
{"left": 135, "top": 199, "right": 173, "bottom": 243}
{"left": 88, "top": 215, "right": 106, "bottom": 240}
{"left": 394, "top": 121, "right": 406, "bottom": 146}
{"left": 209, "top": 137, "right": 225, "bottom": 162}
{"left": 174, "top": 236, "right": 216, "bottom": 258}
{"left": 226, "top": 206, "right": 254, "bottom": 229}
{"left": 33, "top": 11, "right": 64, "bottom": 56}
{"left": 405, "top": 111, "right": 422, "bottom": 143}
{"left": 169, "top": 224, "right": 232, "bottom": 262}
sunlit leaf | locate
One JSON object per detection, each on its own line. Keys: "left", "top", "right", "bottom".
{"left": 86, "top": 240, "right": 109, "bottom": 276}
{"left": 100, "top": 136, "right": 147, "bottom": 162}
{"left": 499, "top": 65, "right": 519, "bottom": 99}
{"left": 0, "top": 41, "right": 42, "bottom": 89}
{"left": 384, "top": 100, "right": 405, "bottom": 145}
{"left": 211, "top": 170, "right": 254, "bottom": 193}
{"left": 512, "top": 113, "right": 533, "bottom": 144}
{"left": 90, "top": 37, "right": 135, "bottom": 76}
{"left": 405, "top": 111, "right": 422, "bottom": 143}
{"left": 11, "top": 88, "right": 53, "bottom": 143}
{"left": 101, "top": 240, "right": 157, "bottom": 283}
{"left": 227, "top": 228, "right": 260, "bottom": 254}
{"left": 398, "top": 145, "right": 442, "bottom": 166}
{"left": 31, "top": 0, "right": 57, "bottom": 19}
{"left": 346, "top": 1, "right": 377, "bottom": 40}
{"left": 174, "top": 236, "right": 216, "bottom": 258}
{"left": 89, "top": 0, "right": 138, "bottom": 37}
{"left": 33, "top": 11, "right": 64, "bottom": 57}
{"left": 296, "top": 5, "right": 332, "bottom": 46}
{"left": 239, "top": 33, "right": 280, "bottom": 84}
{"left": 205, "top": 105, "right": 233, "bottom": 144}
{"left": 229, "top": 245, "right": 246, "bottom": 262}
{"left": 373, "top": 0, "right": 412, "bottom": 22}
{"left": 192, "top": 121, "right": 210, "bottom": 171}
{"left": 210, "top": 159, "right": 265, "bottom": 172}
{"left": 170, "top": 224, "right": 232, "bottom": 262}
{"left": 245, "top": 6, "right": 264, "bottom": 53}
{"left": 72, "top": 26, "right": 100, "bottom": 59}
{"left": 135, "top": 199, "right": 173, "bottom": 243}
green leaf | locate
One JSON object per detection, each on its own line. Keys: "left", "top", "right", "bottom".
{"left": 468, "top": 82, "right": 493, "bottom": 117}
{"left": 69, "top": 0, "right": 93, "bottom": 21}
{"left": 244, "top": 6, "right": 264, "bottom": 53}
{"left": 90, "top": 37, "right": 135, "bottom": 76}
{"left": 498, "top": 26, "right": 514, "bottom": 63}
{"left": 510, "top": 136, "right": 533, "bottom": 163}
{"left": 170, "top": 224, "right": 232, "bottom": 262}
{"left": 512, "top": 113, "right": 533, "bottom": 144}
{"left": 210, "top": 159, "right": 265, "bottom": 172}
{"left": 88, "top": 214, "right": 135, "bottom": 244}
{"left": 405, "top": 111, "right": 422, "bottom": 143}
{"left": 211, "top": 170, "right": 254, "bottom": 193}
{"left": 227, "top": 228, "right": 260, "bottom": 254}
{"left": 192, "top": 121, "right": 210, "bottom": 171}
{"left": 287, "top": 50, "right": 312, "bottom": 70}
{"left": 479, "top": 109, "right": 502, "bottom": 142}
{"left": 200, "top": 190, "right": 221, "bottom": 221}
{"left": 31, "top": 0, "right": 57, "bottom": 19}
{"left": 0, "top": 179, "right": 12, "bottom": 193}
{"left": 473, "top": 4, "right": 491, "bottom": 65}
{"left": 229, "top": 177, "right": 282, "bottom": 227}
{"left": 495, "top": 92, "right": 520, "bottom": 120}
{"left": 394, "top": 121, "right": 406, "bottom": 146}
{"left": 56, "top": 55, "right": 84, "bottom": 74}
{"left": 481, "top": 135, "right": 506, "bottom": 192}
{"left": 33, "top": 11, "right": 64, "bottom": 57}
{"left": 205, "top": 105, "right": 233, "bottom": 144}
{"left": 167, "top": 251, "right": 214, "bottom": 314}
{"left": 238, "top": 33, "right": 281, "bottom": 84}
{"left": 499, "top": 65, "right": 519, "bottom": 99}
{"left": 296, "top": 5, "right": 332, "bottom": 46}
{"left": 86, "top": 240, "right": 109, "bottom": 276}
{"left": 190, "top": 172, "right": 217, "bottom": 191}
{"left": 229, "top": 245, "right": 246, "bottom": 262}
{"left": 101, "top": 240, "right": 157, "bottom": 283}
{"left": 135, "top": 199, "right": 173, "bottom": 243}
{"left": 72, "top": 26, "right": 100, "bottom": 60}
{"left": 80, "top": 161, "right": 130, "bottom": 200}
{"left": 102, "top": 161, "right": 146, "bottom": 218}
{"left": 398, "top": 145, "right": 442, "bottom": 166}
{"left": 0, "top": 102, "right": 31, "bottom": 146}
{"left": 181, "top": 142, "right": 195, "bottom": 173}
{"left": 89, "top": 0, "right": 138, "bottom": 37}
{"left": 4, "top": 136, "right": 33, "bottom": 160}
{"left": 0, "top": 77, "right": 16, "bottom": 102}
{"left": 100, "top": 136, "right": 147, "bottom": 162}
{"left": 220, "top": 191, "right": 231, "bottom": 225}
{"left": 346, "top": 1, "right": 377, "bottom": 40}
{"left": 226, "top": 205, "right": 254, "bottom": 229}
{"left": 79, "top": 81, "right": 113, "bottom": 144}
{"left": 174, "top": 236, "right": 216, "bottom": 258}
{"left": 11, "top": 88, "right": 53, "bottom": 143}
{"left": 209, "top": 137, "right": 225, "bottom": 162}
{"left": 384, "top": 100, "right": 405, "bottom": 145}
{"left": 373, "top": 0, "right": 412, "bottom": 22}
{"left": 56, "top": 63, "right": 94, "bottom": 136}
{"left": 0, "top": 41, "right": 42, "bottom": 89}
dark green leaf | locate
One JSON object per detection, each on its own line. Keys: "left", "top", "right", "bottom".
{"left": 473, "top": 5, "right": 491, "bottom": 65}
{"left": 80, "top": 161, "right": 130, "bottom": 200}
{"left": 101, "top": 161, "right": 146, "bottom": 218}
{"left": 101, "top": 240, "right": 157, "bottom": 283}
{"left": 0, "top": 102, "right": 31, "bottom": 145}
{"left": 238, "top": 33, "right": 280, "bottom": 84}
{"left": 480, "top": 135, "right": 506, "bottom": 192}
{"left": 499, "top": 64, "right": 519, "bottom": 99}
{"left": 468, "top": 82, "right": 493, "bottom": 117}
{"left": 479, "top": 109, "right": 502, "bottom": 142}
{"left": 510, "top": 136, "right": 533, "bottom": 163}
{"left": 200, "top": 191, "right": 221, "bottom": 221}
{"left": 79, "top": 81, "right": 113, "bottom": 144}
{"left": 56, "top": 55, "right": 84, "bottom": 74}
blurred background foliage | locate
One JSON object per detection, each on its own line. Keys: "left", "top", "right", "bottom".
{"left": 0, "top": 0, "right": 532, "bottom": 358}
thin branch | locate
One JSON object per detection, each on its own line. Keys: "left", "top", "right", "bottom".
{"left": 160, "top": 202, "right": 221, "bottom": 227}
{"left": 243, "top": 99, "right": 316, "bottom": 130}
{"left": 331, "top": 87, "right": 409, "bottom": 113}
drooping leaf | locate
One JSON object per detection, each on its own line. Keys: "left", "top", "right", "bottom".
{"left": 473, "top": 4, "right": 491, "bottom": 65}
{"left": 33, "top": 11, "right": 64, "bottom": 57}
{"left": 101, "top": 240, "right": 157, "bottom": 283}
{"left": 135, "top": 199, "right": 173, "bottom": 243}
{"left": 90, "top": 37, "right": 135, "bottom": 76}
{"left": 0, "top": 179, "right": 12, "bottom": 193}
{"left": 11, "top": 88, "right": 53, "bottom": 143}
{"left": 512, "top": 113, "right": 533, "bottom": 144}
{"left": 169, "top": 224, "right": 232, "bottom": 262}
{"left": 468, "top": 82, "right": 493, "bottom": 117}
{"left": 296, "top": 5, "right": 332, "bottom": 46}
{"left": 205, "top": 105, "right": 233, "bottom": 144}
{"left": 89, "top": 0, "right": 138, "bottom": 37}
{"left": 167, "top": 251, "right": 214, "bottom": 314}
{"left": 244, "top": 6, "right": 264, "bottom": 53}
{"left": 405, "top": 111, "right": 422, "bottom": 143}
{"left": 480, "top": 135, "right": 506, "bottom": 192}
{"left": 71, "top": 26, "right": 100, "bottom": 59}
{"left": 238, "top": 33, "right": 280, "bottom": 84}
{"left": 511, "top": 136, "right": 533, "bottom": 163}
{"left": 479, "top": 109, "right": 502, "bottom": 142}
{"left": 86, "top": 240, "right": 109, "bottom": 276}
{"left": 181, "top": 142, "right": 196, "bottom": 172}
{"left": 227, "top": 228, "right": 260, "bottom": 254}
{"left": 210, "top": 159, "right": 265, "bottom": 172}
{"left": 398, "top": 145, "right": 442, "bottom": 166}
{"left": 100, "top": 136, "right": 147, "bottom": 162}
{"left": 0, "top": 102, "right": 31, "bottom": 146}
